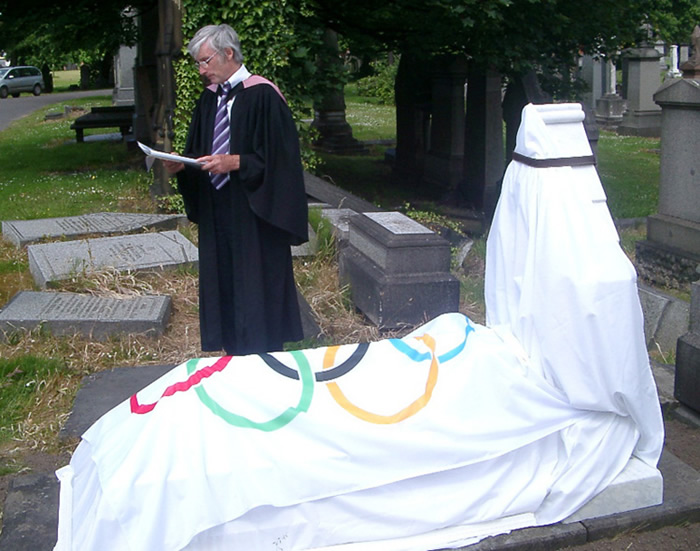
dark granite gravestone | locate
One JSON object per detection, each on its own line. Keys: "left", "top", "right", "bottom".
{"left": 0, "top": 291, "right": 171, "bottom": 341}
{"left": 675, "top": 281, "right": 700, "bottom": 412}
{"left": 339, "top": 212, "right": 460, "bottom": 328}
{"left": 2, "top": 212, "right": 186, "bottom": 247}
{"left": 26, "top": 230, "right": 198, "bottom": 288}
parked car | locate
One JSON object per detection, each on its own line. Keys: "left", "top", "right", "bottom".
{"left": 0, "top": 66, "right": 45, "bottom": 98}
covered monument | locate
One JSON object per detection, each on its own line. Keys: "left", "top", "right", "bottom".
{"left": 53, "top": 104, "right": 664, "bottom": 551}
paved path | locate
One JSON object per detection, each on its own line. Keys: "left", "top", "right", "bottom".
{"left": 0, "top": 89, "right": 112, "bottom": 132}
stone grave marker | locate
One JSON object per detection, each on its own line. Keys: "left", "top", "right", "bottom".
{"left": 675, "top": 281, "right": 700, "bottom": 412}
{"left": 2, "top": 212, "right": 186, "bottom": 247}
{"left": 339, "top": 211, "right": 459, "bottom": 328}
{"left": 27, "top": 230, "right": 198, "bottom": 288}
{"left": 320, "top": 208, "right": 357, "bottom": 243}
{"left": 0, "top": 290, "right": 171, "bottom": 340}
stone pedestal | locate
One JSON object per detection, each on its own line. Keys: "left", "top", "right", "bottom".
{"left": 596, "top": 94, "right": 626, "bottom": 127}
{"left": 617, "top": 47, "right": 662, "bottom": 137}
{"left": 339, "top": 212, "right": 459, "bottom": 328}
{"left": 311, "top": 29, "right": 367, "bottom": 155}
{"left": 675, "top": 281, "right": 700, "bottom": 412}
{"left": 636, "top": 77, "right": 700, "bottom": 289}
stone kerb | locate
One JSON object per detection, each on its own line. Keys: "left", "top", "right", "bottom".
{"left": 0, "top": 291, "right": 172, "bottom": 341}
{"left": 1, "top": 212, "right": 186, "bottom": 248}
{"left": 339, "top": 211, "right": 460, "bottom": 328}
{"left": 26, "top": 230, "right": 199, "bottom": 288}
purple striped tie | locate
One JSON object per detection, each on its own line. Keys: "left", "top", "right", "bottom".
{"left": 210, "top": 83, "right": 231, "bottom": 190}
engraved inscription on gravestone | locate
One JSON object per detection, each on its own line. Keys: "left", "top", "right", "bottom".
{"left": 27, "top": 230, "right": 199, "bottom": 288}
{"left": 1, "top": 212, "right": 186, "bottom": 247}
{"left": 0, "top": 291, "right": 172, "bottom": 340}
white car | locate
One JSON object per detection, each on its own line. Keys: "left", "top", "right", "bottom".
{"left": 0, "top": 66, "right": 45, "bottom": 98}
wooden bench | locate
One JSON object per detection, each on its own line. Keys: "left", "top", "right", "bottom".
{"left": 71, "top": 105, "right": 135, "bottom": 142}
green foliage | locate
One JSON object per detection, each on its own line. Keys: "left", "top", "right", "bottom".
{"left": 307, "top": 207, "right": 336, "bottom": 260}
{"left": 0, "top": 355, "right": 67, "bottom": 440}
{"left": 156, "top": 192, "right": 186, "bottom": 215}
{"left": 354, "top": 57, "right": 398, "bottom": 105}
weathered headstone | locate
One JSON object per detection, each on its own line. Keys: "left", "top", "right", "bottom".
{"left": 675, "top": 281, "right": 700, "bottom": 412}
{"left": 339, "top": 211, "right": 459, "bottom": 328}
{"left": 596, "top": 58, "right": 626, "bottom": 128}
{"left": 0, "top": 291, "right": 171, "bottom": 340}
{"left": 320, "top": 208, "right": 357, "bottom": 243}
{"left": 636, "top": 53, "right": 700, "bottom": 289}
{"left": 617, "top": 46, "right": 663, "bottom": 137}
{"left": 27, "top": 230, "right": 198, "bottom": 288}
{"left": 1, "top": 212, "right": 186, "bottom": 247}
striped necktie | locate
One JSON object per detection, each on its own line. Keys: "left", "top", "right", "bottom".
{"left": 210, "top": 82, "right": 231, "bottom": 190}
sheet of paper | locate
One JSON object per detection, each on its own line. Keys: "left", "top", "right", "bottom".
{"left": 137, "top": 142, "right": 203, "bottom": 168}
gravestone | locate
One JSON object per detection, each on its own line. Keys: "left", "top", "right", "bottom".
{"left": 0, "top": 290, "right": 171, "bottom": 340}
{"left": 596, "top": 58, "right": 626, "bottom": 128}
{"left": 635, "top": 49, "right": 700, "bottom": 289}
{"left": 617, "top": 46, "right": 662, "bottom": 137}
{"left": 27, "top": 230, "right": 198, "bottom": 288}
{"left": 320, "top": 208, "right": 357, "bottom": 244}
{"left": 113, "top": 42, "right": 137, "bottom": 106}
{"left": 339, "top": 212, "right": 459, "bottom": 328}
{"left": 1, "top": 212, "right": 186, "bottom": 247}
{"left": 675, "top": 281, "right": 700, "bottom": 412}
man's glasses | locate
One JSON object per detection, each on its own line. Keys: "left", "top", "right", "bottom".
{"left": 195, "top": 51, "right": 218, "bottom": 68}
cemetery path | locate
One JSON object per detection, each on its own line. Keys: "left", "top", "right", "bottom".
{"left": 0, "top": 88, "right": 112, "bottom": 132}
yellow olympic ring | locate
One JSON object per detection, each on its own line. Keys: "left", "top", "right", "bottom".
{"left": 323, "top": 334, "right": 438, "bottom": 424}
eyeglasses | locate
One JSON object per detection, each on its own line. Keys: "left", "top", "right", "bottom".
{"left": 194, "top": 51, "right": 219, "bottom": 68}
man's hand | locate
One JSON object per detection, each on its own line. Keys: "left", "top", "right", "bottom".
{"left": 198, "top": 154, "right": 241, "bottom": 174}
{"left": 162, "top": 155, "right": 185, "bottom": 174}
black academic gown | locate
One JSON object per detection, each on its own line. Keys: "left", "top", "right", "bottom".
{"left": 177, "top": 78, "right": 308, "bottom": 355}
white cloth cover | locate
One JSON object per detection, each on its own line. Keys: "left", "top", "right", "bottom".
{"left": 54, "top": 103, "right": 663, "bottom": 551}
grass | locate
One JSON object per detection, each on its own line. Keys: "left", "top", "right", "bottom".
{"left": 597, "top": 130, "right": 660, "bottom": 219}
{"left": 51, "top": 69, "right": 80, "bottom": 92}
{"left": 0, "top": 85, "right": 669, "bottom": 466}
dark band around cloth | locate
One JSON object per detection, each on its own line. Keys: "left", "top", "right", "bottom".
{"left": 512, "top": 151, "right": 597, "bottom": 168}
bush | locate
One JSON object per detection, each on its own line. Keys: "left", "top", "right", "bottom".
{"left": 354, "top": 58, "right": 398, "bottom": 105}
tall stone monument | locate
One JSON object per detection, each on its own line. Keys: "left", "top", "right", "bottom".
{"left": 596, "top": 56, "right": 626, "bottom": 128}
{"left": 617, "top": 46, "right": 662, "bottom": 137}
{"left": 636, "top": 26, "right": 700, "bottom": 289}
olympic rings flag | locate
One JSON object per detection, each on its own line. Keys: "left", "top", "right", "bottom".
{"left": 54, "top": 104, "right": 663, "bottom": 551}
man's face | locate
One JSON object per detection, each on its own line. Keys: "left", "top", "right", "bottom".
{"left": 196, "top": 41, "right": 239, "bottom": 85}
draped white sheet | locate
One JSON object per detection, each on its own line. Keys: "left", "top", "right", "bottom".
{"left": 54, "top": 103, "right": 663, "bottom": 551}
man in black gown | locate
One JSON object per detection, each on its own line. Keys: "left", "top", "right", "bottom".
{"left": 163, "top": 24, "right": 308, "bottom": 356}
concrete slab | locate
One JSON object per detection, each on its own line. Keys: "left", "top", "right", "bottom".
{"left": 26, "top": 230, "right": 198, "bottom": 288}
{"left": 1, "top": 212, "right": 186, "bottom": 247}
{"left": 0, "top": 290, "right": 171, "bottom": 341}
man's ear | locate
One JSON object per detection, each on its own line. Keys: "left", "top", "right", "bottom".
{"left": 223, "top": 47, "right": 234, "bottom": 61}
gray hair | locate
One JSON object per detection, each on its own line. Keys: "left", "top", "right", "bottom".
{"left": 188, "top": 24, "right": 244, "bottom": 64}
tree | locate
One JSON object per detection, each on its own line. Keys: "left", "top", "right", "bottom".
{"left": 0, "top": 0, "right": 155, "bottom": 75}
